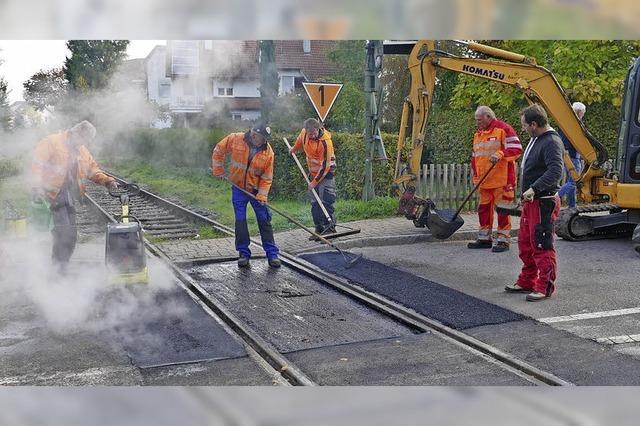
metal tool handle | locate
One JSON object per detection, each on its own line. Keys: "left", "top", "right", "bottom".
{"left": 452, "top": 160, "right": 498, "bottom": 220}
{"left": 283, "top": 137, "right": 333, "bottom": 224}
{"left": 221, "top": 177, "right": 339, "bottom": 249}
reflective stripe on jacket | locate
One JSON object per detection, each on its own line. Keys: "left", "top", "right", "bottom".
{"left": 291, "top": 128, "right": 336, "bottom": 185}
{"left": 471, "top": 119, "right": 522, "bottom": 189}
{"left": 211, "top": 131, "right": 274, "bottom": 202}
{"left": 31, "top": 131, "right": 114, "bottom": 201}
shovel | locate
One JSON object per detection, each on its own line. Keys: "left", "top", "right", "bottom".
{"left": 218, "top": 176, "right": 363, "bottom": 268}
{"left": 426, "top": 161, "right": 498, "bottom": 240}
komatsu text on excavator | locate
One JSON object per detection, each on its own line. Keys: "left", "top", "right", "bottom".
{"left": 391, "top": 40, "right": 640, "bottom": 253}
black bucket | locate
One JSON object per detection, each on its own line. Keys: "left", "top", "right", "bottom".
{"left": 426, "top": 208, "right": 465, "bottom": 240}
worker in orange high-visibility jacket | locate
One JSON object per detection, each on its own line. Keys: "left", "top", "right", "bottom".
{"left": 290, "top": 118, "right": 337, "bottom": 235}
{"left": 211, "top": 122, "right": 280, "bottom": 268}
{"left": 32, "top": 120, "right": 118, "bottom": 273}
{"left": 468, "top": 106, "right": 523, "bottom": 253}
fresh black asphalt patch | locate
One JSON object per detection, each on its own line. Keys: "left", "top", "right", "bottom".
{"left": 301, "top": 251, "right": 525, "bottom": 330}
{"left": 98, "top": 287, "right": 246, "bottom": 368}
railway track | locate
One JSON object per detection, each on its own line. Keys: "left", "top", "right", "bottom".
{"left": 83, "top": 176, "right": 572, "bottom": 386}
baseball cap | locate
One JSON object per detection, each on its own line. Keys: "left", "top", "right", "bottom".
{"left": 251, "top": 122, "right": 272, "bottom": 139}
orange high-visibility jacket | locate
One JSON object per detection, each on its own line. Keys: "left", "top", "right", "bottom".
{"left": 291, "top": 128, "right": 336, "bottom": 186}
{"left": 471, "top": 119, "right": 522, "bottom": 189}
{"left": 32, "top": 131, "right": 115, "bottom": 201}
{"left": 211, "top": 131, "right": 274, "bottom": 202}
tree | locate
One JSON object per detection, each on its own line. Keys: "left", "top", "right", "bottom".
{"left": 449, "top": 40, "right": 640, "bottom": 110}
{"left": 325, "top": 40, "right": 366, "bottom": 131}
{"left": 0, "top": 78, "right": 11, "bottom": 131}
{"left": 63, "top": 40, "right": 130, "bottom": 91}
{"left": 259, "top": 40, "right": 278, "bottom": 123}
{"left": 380, "top": 55, "right": 410, "bottom": 132}
{"left": 23, "top": 68, "right": 68, "bottom": 110}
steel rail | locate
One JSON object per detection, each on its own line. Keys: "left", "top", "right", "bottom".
{"left": 83, "top": 188, "right": 316, "bottom": 387}
{"left": 89, "top": 178, "right": 572, "bottom": 386}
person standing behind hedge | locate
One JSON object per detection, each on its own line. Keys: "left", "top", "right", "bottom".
{"left": 290, "top": 118, "right": 337, "bottom": 235}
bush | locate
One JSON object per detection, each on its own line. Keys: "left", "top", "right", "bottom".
{"left": 104, "top": 128, "right": 229, "bottom": 168}
{"left": 105, "top": 97, "right": 624, "bottom": 203}
{"left": 581, "top": 102, "right": 620, "bottom": 160}
{"left": 0, "top": 158, "right": 21, "bottom": 179}
{"left": 105, "top": 127, "right": 399, "bottom": 201}
{"left": 270, "top": 130, "right": 398, "bottom": 201}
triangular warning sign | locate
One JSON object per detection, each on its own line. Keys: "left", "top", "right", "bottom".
{"left": 302, "top": 82, "right": 343, "bottom": 122}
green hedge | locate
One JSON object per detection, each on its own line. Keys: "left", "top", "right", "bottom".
{"left": 424, "top": 103, "right": 621, "bottom": 164}
{"left": 105, "top": 128, "right": 398, "bottom": 201}
{"left": 0, "top": 158, "right": 21, "bottom": 179}
{"left": 270, "top": 131, "right": 397, "bottom": 201}
{"left": 105, "top": 128, "right": 229, "bottom": 168}
{"left": 105, "top": 102, "right": 622, "bottom": 202}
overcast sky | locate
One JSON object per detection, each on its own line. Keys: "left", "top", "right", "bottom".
{"left": 0, "top": 40, "right": 165, "bottom": 104}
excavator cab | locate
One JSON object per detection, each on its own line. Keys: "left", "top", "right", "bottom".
{"left": 617, "top": 57, "right": 640, "bottom": 253}
{"left": 617, "top": 57, "right": 640, "bottom": 186}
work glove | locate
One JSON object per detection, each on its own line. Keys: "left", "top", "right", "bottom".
{"left": 307, "top": 181, "right": 317, "bottom": 191}
{"left": 256, "top": 194, "right": 268, "bottom": 204}
{"left": 489, "top": 152, "right": 503, "bottom": 164}
{"left": 289, "top": 148, "right": 296, "bottom": 155}
{"left": 209, "top": 167, "right": 227, "bottom": 180}
{"left": 108, "top": 181, "right": 119, "bottom": 191}
{"left": 522, "top": 187, "right": 535, "bottom": 202}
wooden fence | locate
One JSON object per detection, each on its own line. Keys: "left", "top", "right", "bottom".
{"left": 418, "top": 163, "right": 522, "bottom": 211}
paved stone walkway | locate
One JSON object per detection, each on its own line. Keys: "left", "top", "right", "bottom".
{"left": 157, "top": 213, "right": 521, "bottom": 263}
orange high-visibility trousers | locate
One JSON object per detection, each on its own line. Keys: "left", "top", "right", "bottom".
{"left": 477, "top": 185, "right": 514, "bottom": 242}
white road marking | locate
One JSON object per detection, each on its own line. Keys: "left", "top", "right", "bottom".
{"left": 594, "top": 334, "right": 640, "bottom": 345}
{"left": 538, "top": 307, "right": 640, "bottom": 324}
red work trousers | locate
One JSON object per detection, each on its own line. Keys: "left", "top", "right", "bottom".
{"left": 516, "top": 196, "right": 561, "bottom": 295}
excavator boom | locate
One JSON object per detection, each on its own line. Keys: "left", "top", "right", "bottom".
{"left": 391, "top": 40, "right": 640, "bottom": 251}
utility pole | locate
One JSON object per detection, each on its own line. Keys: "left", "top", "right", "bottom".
{"left": 363, "top": 40, "right": 387, "bottom": 201}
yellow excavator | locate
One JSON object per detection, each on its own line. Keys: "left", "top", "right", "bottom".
{"left": 392, "top": 40, "right": 640, "bottom": 253}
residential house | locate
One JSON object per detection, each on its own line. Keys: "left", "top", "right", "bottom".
{"left": 145, "top": 40, "right": 337, "bottom": 127}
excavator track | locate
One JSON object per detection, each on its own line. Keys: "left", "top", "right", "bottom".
{"left": 555, "top": 203, "right": 635, "bottom": 241}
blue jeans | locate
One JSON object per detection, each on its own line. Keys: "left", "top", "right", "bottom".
{"left": 558, "top": 158, "right": 582, "bottom": 208}
{"left": 231, "top": 186, "right": 279, "bottom": 259}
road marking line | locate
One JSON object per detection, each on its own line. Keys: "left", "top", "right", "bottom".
{"left": 594, "top": 334, "right": 640, "bottom": 345}
{"left": 538, "top": 307, "right": 640, "bottom": 324}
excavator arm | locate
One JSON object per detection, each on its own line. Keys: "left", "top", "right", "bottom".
{"left": 394, "top": 40, "right": 640, "bottom": 249}
{"left": 395, "top": 40, "right": 611, "bottom": 207}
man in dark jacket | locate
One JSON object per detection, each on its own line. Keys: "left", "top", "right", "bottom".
{"left": 504, "top": 104, "right": 564, "bottom": 301}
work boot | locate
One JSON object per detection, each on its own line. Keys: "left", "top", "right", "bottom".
{"left": 492, "top": 241, "right": 510, "bottom": 253}
{"left": 526, "top": 291, "right": 552, "bottom": 302}
{"left": 504, "top": 283, "right": 531, "bottom": 293}
{"left": 268, "top": 257, "right": 281, "bottom": 268}
{"left": 467, "top": 239, "right": 492, "bottom": 249}
{"left": 237, "top": 255, "right": 250, "bottom": 268}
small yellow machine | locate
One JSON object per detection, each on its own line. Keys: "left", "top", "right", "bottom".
{"left": 105, "top": 183, "right": 149, "bottom": 285}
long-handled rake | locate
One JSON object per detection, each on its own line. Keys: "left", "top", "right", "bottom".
{"left": 220, "top": 177, "right": 362, "bottom": 268}
{"left": 282, "top": 137, "right": 360, "bottom": 240}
